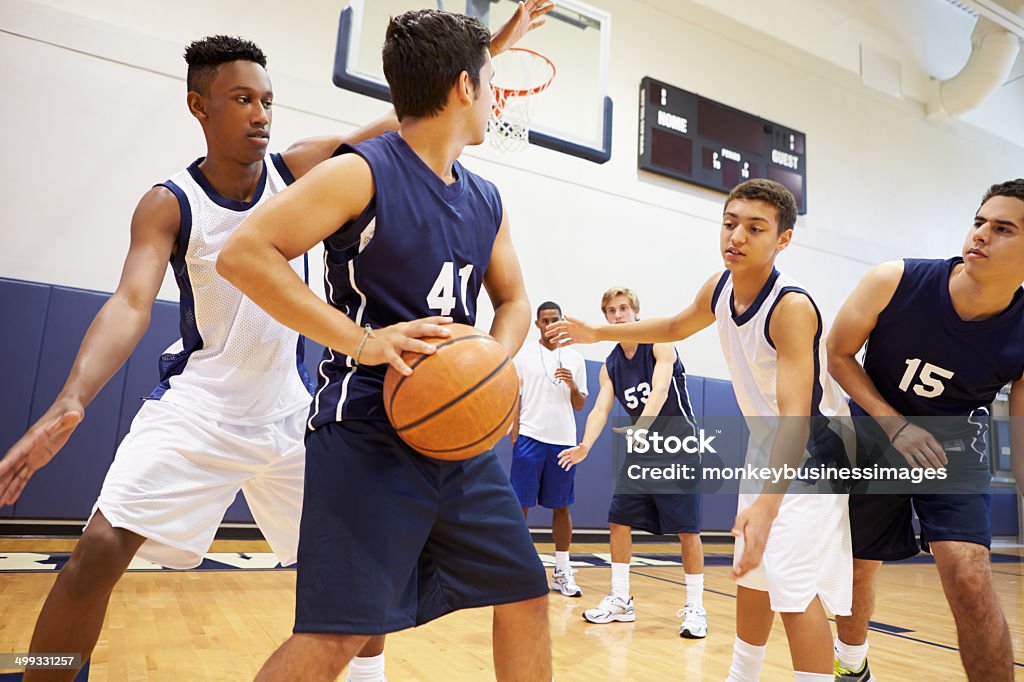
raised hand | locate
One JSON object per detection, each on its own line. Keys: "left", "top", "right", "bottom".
{"left": 356, "top": 316, "right": 454, "bottom": 376}
{"left": 0, "top": 400, "right": 84, "bottom": 506}
{"left": 489, "top": 0, "right": 556, "bottom": 56}
{"left": 546, "top": 316, "right": 599, "bottom": 347}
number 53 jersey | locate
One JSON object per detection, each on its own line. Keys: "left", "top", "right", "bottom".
{"left": 307, "top": 132, "right": 503, "bottom": 429}
{"left": 854, "top": 257, "right": 1024, "bottom": 440}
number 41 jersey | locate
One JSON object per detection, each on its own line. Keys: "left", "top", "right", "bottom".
{"left": 854, "top": 257, "right": 1024, "bottom": 437}
{"left": 307, "top": 132, "right": 503, "bottom": 429}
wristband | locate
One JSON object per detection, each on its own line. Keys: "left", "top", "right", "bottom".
{"left": 889, "top": 420, "right": 912, "bottom": 445}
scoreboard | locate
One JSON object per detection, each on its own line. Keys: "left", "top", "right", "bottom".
{"left": 638, "top": 77, "right": 808, "bottom": 214}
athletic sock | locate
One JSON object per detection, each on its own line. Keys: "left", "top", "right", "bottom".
{"left": 835, "top": 636, "right": 868, "bottom": 671}
{"left": 611, "top": 562, "right": 630, "bottom": 600}
{"left": 684, "top": 573, "right": 704, "bottom": 608}
{"left": 346, "top": 653, "right": 386, "bottom": 682}
{"left": 555, "top": 551, "right": 570, "bottom": 572}
{"left": 793, "top": 673, "right": 832, "bottom": 681}
{"left": 725, "top": 636, "right": 766, "bottom": 682}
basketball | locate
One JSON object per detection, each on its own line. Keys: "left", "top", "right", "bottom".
{"left": 383, "top": 323, "right": 520, "bottom": 460}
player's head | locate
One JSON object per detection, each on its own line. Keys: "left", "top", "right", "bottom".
{"left": 184, "top": 36, "right": 271, "bottom": 164}
{"left": 383, "top": 9, "right": 494, "bottom": 144}
{"left": 536, "top": 301, "right": 562, "bottom": 326}
{"left": 601, "top": 287, "right": 640, "bottom": 324}
{"left": 721, "top": 179, "right": 796, "bottom": 273}
{"left": 964, "top": 179, "right": 1024, "bottom": 283}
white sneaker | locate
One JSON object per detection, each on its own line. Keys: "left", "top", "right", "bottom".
{"left": 551, "top": 567, "right": 582, "bottom": 597}
{"left": 582, "top": 592, "right": 635, "bottom": 624}
{"left": 677, "top": 602, "right": 707, "bottom": 639}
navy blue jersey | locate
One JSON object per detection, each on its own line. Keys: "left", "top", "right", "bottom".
{"left": 852, "top": 257, "right": 1024, "bottom": 439}
{"left": 308, "top": 132, "right": 503, "bottom": 428}
{"left": 605, "top": 343, "right": 694, "bottom": 424}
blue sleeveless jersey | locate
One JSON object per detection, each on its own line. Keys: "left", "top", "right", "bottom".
{"left": 308, "top": 132, "right": 503, "bottom": 428}
{"left": 605, "top": 343, "right": 694, "bottom": 424}
{"left": 853, "top": 257, "right": 1024, "bottom": 440}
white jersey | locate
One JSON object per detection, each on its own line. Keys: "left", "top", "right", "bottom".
{"left": 148, "top": 155, "right": 313, "bottom": 425}
{"left": 514, "top": 342, "right": 588, "bottom": 447}
{"left": 713, "top": 267, "right": 850, "bottom": 465}
{"left": 712, "top": 267, "right": 853, "bottom": 615}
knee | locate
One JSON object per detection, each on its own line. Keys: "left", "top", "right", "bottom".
{"left": 60, "top": 527, "right": 136, "bottom": 596}
{"left": 552, "top": 507, "right": 570, "bottom": 519}
{"left": 496, "top": 594, "right": 549, "bottom": 622}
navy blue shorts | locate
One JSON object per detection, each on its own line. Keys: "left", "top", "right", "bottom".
{"left": 607, "top": 492, "right": 702, "bottom": 535}
{"left": 294, "top": 420, "right": 549, "bottom": 635}
{"left": 510, "top": 435, "right": 575, "bottom": 509}
{"left": 849, "top": 492, "right": 992, "bottom": 560}
{"left": 849, "top": 428, "right": 993, "bottom": 560}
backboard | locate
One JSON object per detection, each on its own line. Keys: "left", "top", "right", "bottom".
{"left": 332, "top": 0, "right": 613, "bottom": 163}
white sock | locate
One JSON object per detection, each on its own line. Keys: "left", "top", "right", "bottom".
{"left": 346, "top": 653, "right": 386, "bottom": 682}
{"left": 555, "top": 551, "right": 570, "bottom": 572}
{"left": 611, "top": 562, "right": 630, "bottom": 600}
{"left": 685, "top": 573, "right": 704, "bottom": 608}
{"left": 793, "top": 673, "right": 832, "bottom": 681}
{"left": 725, "top": 636, "right": 766, "bottom": 682}
{"left": 834, "top": 637, "right": 868, "bottom": 671}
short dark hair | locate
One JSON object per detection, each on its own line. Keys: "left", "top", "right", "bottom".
{"left": 725, "top": 179, "right": 797, "bottom": 233}
{"left": 184, "top": 35, "right": 267, "bottom": 95}
{"left": 980, "top": 179, "right": 1024, "bottom": 209}
{"left": 536, "top": 301, "right": 562, "bottom": 319}
{"left": 382, "top": 9, "right": 491, "bottom": 120}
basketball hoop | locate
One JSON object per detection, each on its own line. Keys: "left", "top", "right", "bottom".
{"left": 488, "top": 48, "right": 556, "bottom": 153}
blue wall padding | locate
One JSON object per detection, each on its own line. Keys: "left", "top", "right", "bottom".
{"left": 0, "top": 278, "right": 52, "bottom": 517}
{"left": 0, "top": 278, "right": 1018, "bottom": 538}
{"left": 14, "top": 287, "right": 128, "bottom": 519}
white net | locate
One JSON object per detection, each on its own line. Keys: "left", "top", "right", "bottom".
{"left": 487, "top": 49, "right": 555, "bottom": 153}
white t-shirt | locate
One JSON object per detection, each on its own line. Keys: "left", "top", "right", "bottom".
{"left": 514, "top": 342, "right": 589, "bottom": 447}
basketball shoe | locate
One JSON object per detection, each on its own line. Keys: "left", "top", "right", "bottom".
{"left": 583, "top": 593, "right": 635, "bottom": 624}
{"left": 677, "top": 602, "right": 707, "bottom": 638}
{"left": 551, "top": 567, "right": 582, "bottom": 597}
{"left": 834, "top": 657, "right": 876, "bottom": 681}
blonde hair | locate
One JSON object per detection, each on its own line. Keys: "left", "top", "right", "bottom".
{"left": 600, "top": 287, "right": 640, "bottom": 314}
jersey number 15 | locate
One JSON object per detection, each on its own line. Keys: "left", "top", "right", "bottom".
{"left": 898, "top": 358, "right": 954, "bottom": 398}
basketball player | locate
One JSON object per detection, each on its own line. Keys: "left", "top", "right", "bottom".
{"left": 557, "top": 287, "right": 708, "bottom": 638}
{"left": 828, "top": 179, "right": 1024, "bottom": 682}
{"left": 0, "top": 5, "right": 550, "bottom": 680}
{"left": 550, "top": 180, "right": 852, "bottom": 682}
{"left": 510, "top": 301, "right": 588, "bottom": 598}
{"left": 217, "top": 9, "right": 551, "bottom": 681}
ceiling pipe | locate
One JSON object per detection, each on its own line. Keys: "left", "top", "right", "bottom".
{"left": 927, "top": 9, "right": 1021, "bottom": 117}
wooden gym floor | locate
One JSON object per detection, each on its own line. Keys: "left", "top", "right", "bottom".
{"left": 0, "top": 538, "right": 1021, "bottom": 681}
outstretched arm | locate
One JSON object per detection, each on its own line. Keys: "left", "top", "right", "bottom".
{"left": 826, "top": 260, "right": 946, "bottom": 468}
{"left": 281, "top": 1, "right": 555, "bottom": 179}
{"left": 0, "top": 187, "right": 178, "bottom": 505}
{"left": 547, "top": 272, "right": 720, "bottom": 347}
{"left": 558, "top": 365, "right": 615, "bottom": 470}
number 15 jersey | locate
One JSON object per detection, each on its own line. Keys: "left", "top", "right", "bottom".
{"left": 307, "top": 132, "right": 503, "bottom": 429}
{"left": 853, "top": 257, "right": 1024, "bottom": 438}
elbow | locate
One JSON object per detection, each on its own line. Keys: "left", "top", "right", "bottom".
{"left": 215, "top": 240, "right": 244, "bottom": 286}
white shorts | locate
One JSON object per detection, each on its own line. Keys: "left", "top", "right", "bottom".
{"left": 90, "top": 399, "right": 305, "bottom": 569}
{"left": 733, "top": 491, "right": 852, "bottom": 615}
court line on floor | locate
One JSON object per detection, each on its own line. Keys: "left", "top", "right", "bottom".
{"left": 630, "top": 569, "right": 1024, "bottom": 668}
